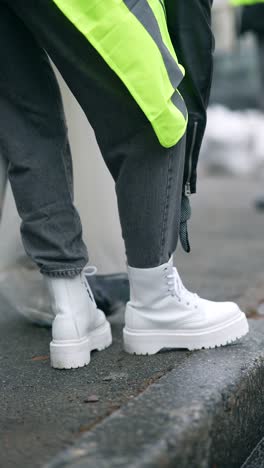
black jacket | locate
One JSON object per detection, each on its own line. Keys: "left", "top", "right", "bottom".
{"left": 165, "top": 0, "right": 214, "bottom": 194}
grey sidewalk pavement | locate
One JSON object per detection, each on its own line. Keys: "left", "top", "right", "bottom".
{"left": 1, "top": 175, "right": 264, "bottom": 468}
{"left": 45, "top": 319, "right": 264, "bottom": 468}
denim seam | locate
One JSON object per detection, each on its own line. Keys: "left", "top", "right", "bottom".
{"left": 40, "top": 267, "right": 83, "bottom": 278}
{"left": 41, "top": 267, "right": 83, "bottom": 272}
{"left": 159, "top": 151, "right": 173, "bottom": 263}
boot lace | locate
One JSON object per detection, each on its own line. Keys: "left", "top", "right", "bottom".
{"left": 166, "top": 267, "right": 199, "bottom": 308}
{"left": 81, "top": 265, "right": 97, "bottom": 304}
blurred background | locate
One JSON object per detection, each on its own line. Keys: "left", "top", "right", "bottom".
{"left": 202, "top": 0, "right": 264, "bottom": 177}
{"left": 0, "top": 0, "right": 263, "bottom": 320}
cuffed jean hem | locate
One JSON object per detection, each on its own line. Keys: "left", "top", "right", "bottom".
{"left": 40, "top": 267, "right": 84, "bottom": 278}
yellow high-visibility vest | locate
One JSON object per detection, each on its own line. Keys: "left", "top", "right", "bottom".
{"left": 231, "top": 0, "right": 264, "bottom": 5}
{"left": 53, "top": 0, "right": 188, "bottom": 148}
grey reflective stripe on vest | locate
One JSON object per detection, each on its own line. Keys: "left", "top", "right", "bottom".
{"left": 171, "top": 91, "right": 188, "bottom": 119}
{"left": 123, "top": 0, "right": 184, "bottom": 92}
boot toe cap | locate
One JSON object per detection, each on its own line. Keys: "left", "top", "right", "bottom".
{"left": 202, "top": 299, "right": 243, "bottom": 327}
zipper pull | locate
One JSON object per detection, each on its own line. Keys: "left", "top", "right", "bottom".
{"left": 185, "top": 182, "right": 191, "bottom": 196}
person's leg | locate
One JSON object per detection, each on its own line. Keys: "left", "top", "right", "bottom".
{"left": 0, "top": 3, "right": 112, "bottom": 368}
{"left": 0, "top": 12, "right": 124, "bottom": 322}
{"left": 123, "top": 0, "right": 247, "bottom": 353}
{"left": 0, "top": 2, "right": 88, "bottom": 276}
{"left": 5, "top": 1, "right": 248, "bottom": 357}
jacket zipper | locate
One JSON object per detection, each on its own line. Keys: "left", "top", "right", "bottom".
{"left": 185, "top": 121, "right": 198, "bottom": 196}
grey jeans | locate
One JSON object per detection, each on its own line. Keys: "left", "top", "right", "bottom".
{"left": 0, "top": 0, "right": 186, "bottom": 275}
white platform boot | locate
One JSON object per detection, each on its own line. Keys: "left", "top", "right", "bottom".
{"left": 124, "top": 257, "right": 249, "bottom": 354}
{"left": 45, "top": 266, "right": 112, "bottom": 369}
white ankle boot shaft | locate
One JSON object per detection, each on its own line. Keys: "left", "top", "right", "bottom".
{"left": 126, "top": 258, "right": 200, "bottom": 330}
{"left": 124, "top": 256, "right": 249, "bottom": 353}
{"left": 46, "top": 267, "right": 112, "bottom": 369}
{"left": 47, "top": 271, "right": 105, "bottom": 342}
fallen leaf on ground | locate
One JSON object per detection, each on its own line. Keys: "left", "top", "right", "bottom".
{"left": 31, "top": 355, "right": 49, "bottom": 362}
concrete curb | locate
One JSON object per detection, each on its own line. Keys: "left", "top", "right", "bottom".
{"left": 44, "top": 320, "right": 264, "bottom": 468}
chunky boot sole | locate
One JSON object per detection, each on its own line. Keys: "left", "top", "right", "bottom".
{"left": 50, "top": 321, "right": 112, "bottom": 369}
{"left": 123, "top": 313, "right": 249, "bottom": 354}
